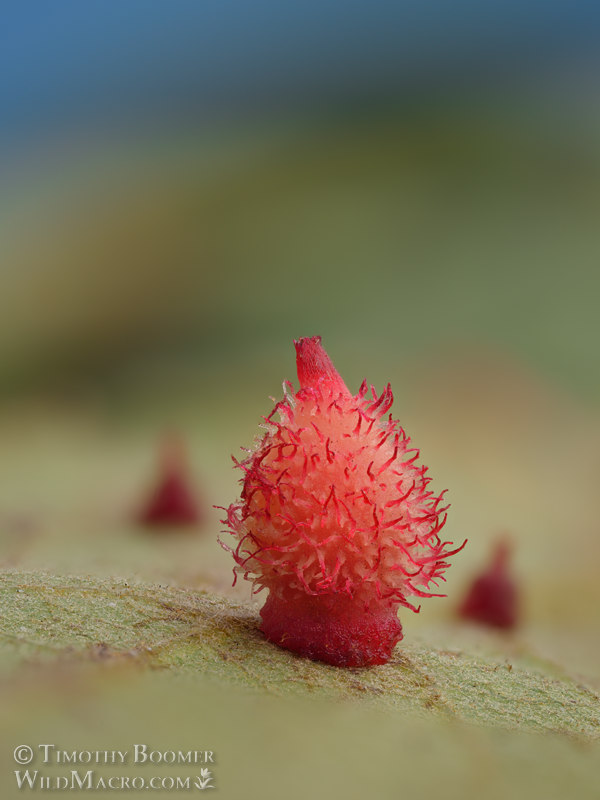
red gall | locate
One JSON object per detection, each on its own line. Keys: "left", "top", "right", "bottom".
{"left": 222, "top": 337, "right": 464, "bottom": 666}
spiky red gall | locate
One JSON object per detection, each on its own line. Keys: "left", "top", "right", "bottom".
{"left": 221, "top": 337, "right": 464, "bottom": 666}
{"left": 459, "top": 538, "right": 519, "bottom": 630}
{"left": 138, "top": 436, "right": 201, "bottom": 528}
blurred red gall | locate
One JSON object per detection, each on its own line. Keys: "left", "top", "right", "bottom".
{"left": 139, "top": 437, "right": 201, "bottom": 528}
{"left": 459, "top": 538, "right": 519, "bottom": 630}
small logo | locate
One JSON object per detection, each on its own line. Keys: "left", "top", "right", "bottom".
{"left": 194, "top": 769, "right": 214, "bottom": 790}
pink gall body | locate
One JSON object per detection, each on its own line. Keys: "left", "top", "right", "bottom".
{"left": 222, "top": 337, "right": 464, "bottom": 666}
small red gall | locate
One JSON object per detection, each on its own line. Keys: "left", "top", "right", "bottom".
{"left": 221, "top": 337, "right": 465, "bottom": 667}
{"left": 459, "top": 538, "right": 519, "bottom": 630}
{"left": 138, "top": 436, "right": 201, "bottom": 528}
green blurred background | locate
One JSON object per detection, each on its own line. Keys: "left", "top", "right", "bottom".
{"left": 1, "top": 2, "right": 600, "bottom": 797}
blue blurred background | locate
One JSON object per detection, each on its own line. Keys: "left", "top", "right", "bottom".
{"left": 1, "top": 1, "right": 600, "bottom": 395}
